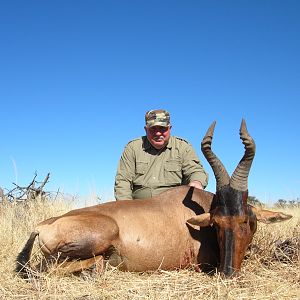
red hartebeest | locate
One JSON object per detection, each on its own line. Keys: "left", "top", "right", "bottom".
{"left": 16, "top": 120, "right": 292, "bottom": 278}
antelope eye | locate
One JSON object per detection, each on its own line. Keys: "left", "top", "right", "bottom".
{"left": 242, "top": 217, "right": 249, "bottom": 224}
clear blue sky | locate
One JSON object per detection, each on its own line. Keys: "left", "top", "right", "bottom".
{"left": 1, "top": 1, "right": 299, "bottom": 204}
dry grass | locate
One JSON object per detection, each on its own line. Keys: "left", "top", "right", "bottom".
{"left": 0, "top": 198, "right": 299, "bottom": 300}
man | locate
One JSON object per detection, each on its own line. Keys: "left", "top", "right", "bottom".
{"left": 114, "top": 109, "right": 208, "bottom": 200}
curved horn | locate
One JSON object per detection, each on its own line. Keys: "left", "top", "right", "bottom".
{"left": 230, "top": 119, "right": 256, "bottom": 191}
{"left": 201, "top": 121, "right": 230, "bottom": 190}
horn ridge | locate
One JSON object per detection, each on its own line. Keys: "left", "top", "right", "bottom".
{"left": 201, "top": 121, "right": 230, "bottom": 190}
{"left": 230, "top": 119, "right": 256, "bottom": 191}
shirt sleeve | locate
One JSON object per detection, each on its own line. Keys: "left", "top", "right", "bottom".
{"left": 114, "top": 143, "right": 136, "bottom": 200}
{"left": 181, "top": 143, "right": 208, "bottom": 188}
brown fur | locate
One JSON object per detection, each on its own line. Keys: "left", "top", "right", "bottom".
{"left": 16, "top": 186, "right": 220, "bottom": 276}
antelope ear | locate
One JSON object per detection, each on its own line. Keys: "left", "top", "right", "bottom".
{"left": 251, "top": 207, "right": 293, "bottom": 224}
{"left": 187, "top": 213, "right": 212, "bottom": 227}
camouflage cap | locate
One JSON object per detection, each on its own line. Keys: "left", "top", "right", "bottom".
{"left": 145, "top": 109, "right": 170, "bottom": 127}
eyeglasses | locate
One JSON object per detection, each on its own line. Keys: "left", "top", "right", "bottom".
{"left": 148, "top": 126, "right": 170, "bottom": 134}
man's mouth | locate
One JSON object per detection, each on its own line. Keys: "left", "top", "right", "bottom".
{"left": 154, "top": 137, "right": 164, "bottom": 142}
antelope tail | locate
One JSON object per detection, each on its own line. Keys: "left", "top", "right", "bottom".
{"left": 16, "top": 231, "right": 39, "bottom": 278}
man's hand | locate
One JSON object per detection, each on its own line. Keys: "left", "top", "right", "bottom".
{"left": 188, "top": 180, "right": 203, "bottom": 190}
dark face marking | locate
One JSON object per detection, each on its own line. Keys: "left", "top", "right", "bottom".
{"left": 216, "top": 186, "right": 246, "bottom": 216}
{"left": 212, "top": 186, "right": 257, "bottom": 276}
{"left": 222, "top": 229, "right": 234, "bottom": 276}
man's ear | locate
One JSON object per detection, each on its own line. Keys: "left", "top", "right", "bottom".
{"left": 187, "top": 213, "right": 211, "bottom": 227}
{"left": 251, "top": 206, "right": 293, "bottom": 224}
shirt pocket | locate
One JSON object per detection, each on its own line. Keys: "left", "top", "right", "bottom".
{"left": 136, "top": 161, "right": 148, "bottom": 175}
{"left": 134, "top": 161, "right": 148, "bottom": 185}
{"left": 164, "top": 159, "right": 182, "bottom": 184}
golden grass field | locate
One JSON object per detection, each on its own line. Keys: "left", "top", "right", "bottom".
{"left": 0, "top": 197, "right": 299, "bottom": 300}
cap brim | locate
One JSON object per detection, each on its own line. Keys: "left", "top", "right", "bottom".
{"left": 147, "top": 122, "right": 169, "bottom": 128}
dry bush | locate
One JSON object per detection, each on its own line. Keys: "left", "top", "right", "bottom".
{"left": 0, "top": 199, "right": 299, "bottom": 300}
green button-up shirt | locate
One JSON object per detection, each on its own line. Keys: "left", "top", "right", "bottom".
{"left": 114, "top": 136, "right": 208, "bottom": 200}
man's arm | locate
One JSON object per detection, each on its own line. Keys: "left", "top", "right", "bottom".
{"left": 114, "top": 143, "right": 136, "bottom": 200}
{"left": 188, "top": 180, "right": 204, "bottom": 190}
{"left": 181, "top": 143, "right": 208, "bottom": 189}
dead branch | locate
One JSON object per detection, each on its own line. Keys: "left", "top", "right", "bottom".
{"left": 3, "top": 173, "right": 51, "bottom": 202}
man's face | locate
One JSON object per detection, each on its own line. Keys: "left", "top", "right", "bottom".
{"left": 145, "top": 125, "right": 172, "bottom": 150}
